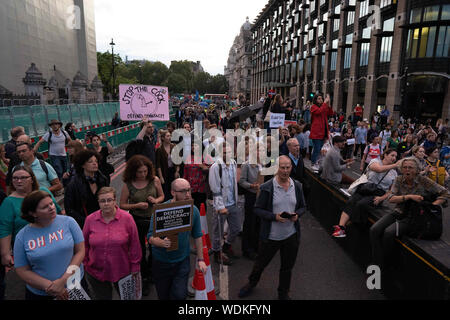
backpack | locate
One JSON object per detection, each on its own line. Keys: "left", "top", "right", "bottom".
{"left": 48, "top": 130, "right": 69, "bottom": 146}
{"left": 125, "top": 139, "right": 145, "bottom": 161}
{"left": 404, "top": 200, "right": 443, "bottom": 240}
{"left": 206, "top": 163, "right": 245, "bottom": 200}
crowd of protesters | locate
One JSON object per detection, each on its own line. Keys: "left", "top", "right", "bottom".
{"left": 0, "top": 91, "right": 449, "bottom": 301}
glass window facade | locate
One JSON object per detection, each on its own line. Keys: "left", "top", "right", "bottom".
{"left": 360, "top": 43, "right": 370, "bottom": 66}
{"left": 380, "top": 36, "right": 393, "bottom": 63}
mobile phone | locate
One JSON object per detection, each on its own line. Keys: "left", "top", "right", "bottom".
{"left": 280, "top": 212, "right": 295, "bottom": 219}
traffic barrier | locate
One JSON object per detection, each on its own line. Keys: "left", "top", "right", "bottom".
{"left": 199, "top": 203, "right": 211, "bottom": 250}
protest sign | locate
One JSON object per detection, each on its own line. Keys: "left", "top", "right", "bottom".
{"left": 152, "top": 200, "right": 193, "bottom": 251}
{"left": 346, "top": 138, "right": 356, "bottom": 145}
{"left": 119, "top": 84, "right": 169, "bottom": 121}
{"left": 68, "top": 286, "right": 91, "bottom": 300}
{"left": 118, "top": 273, "right": 142, "bottom": 300}
{"left": 269, "top": 113, "right": 285, "bottom": 128}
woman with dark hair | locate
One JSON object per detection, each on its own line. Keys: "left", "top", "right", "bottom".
{"left": 386, "top": 130, "right": 400, "bottom": 151}
{"left": 64, "top": 149, "right": 109, "bottom": 228}
{"left": 155, "top": 130, "right": 180, "bottom": 201}
{"left": 119, "top": 155, "right": 164, "bottom": 296}
{"left": 62, "top": 140, "right": 84, "bottom": 187}
{"left": 332, "top": 149, "right": 399, "bottom": 238}
{"left": 183, "top": 141, "right": 209, "bottom": 210}
{"left": 310, "top": 93, "right": 334, "bottom": 169}
{"left": 64, "top": 122, "right": 77, "bottom": 141}
{"left": 87, "top": 134, "right": 115, "bottom": 182}
{"left": 14, "top": 190, "right": 85, "bottom": 300}
{"left": 0, "top": 167, "right": 62, "bottom": 300}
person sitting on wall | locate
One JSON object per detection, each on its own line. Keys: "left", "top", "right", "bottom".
{"left": 320, "top": 135, "right": 355, "bottom": 187}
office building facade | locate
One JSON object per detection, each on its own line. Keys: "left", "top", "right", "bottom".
{"left": 251, "top": 0, "right": 449, "bottom": 122}
{"left": 0, "top": 0, "right": 99, "bottom": 103}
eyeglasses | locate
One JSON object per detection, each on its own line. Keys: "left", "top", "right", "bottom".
{"left": 13, "top": 176, "right": 31, "bottom": 181}
{"left": 174, "top": 188, "right": 191, "bottom": 194}
{"left": 99, "top": 198, "right": 115, "bottom": 204}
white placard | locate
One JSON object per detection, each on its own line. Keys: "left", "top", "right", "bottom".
{"left": 68, "top": 286, "right": 91, "bottom": 300}
{"left": 118, "top": 273, "right": 142, "bottom": 300}
{"left": 269, "top": 113, "right": 285, "bottom": 128}
{"left": 346, "top": 138, "right": 356, "bottom": 145}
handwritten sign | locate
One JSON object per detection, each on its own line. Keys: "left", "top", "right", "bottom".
{"left": 269, "top": 113, "right": 286, "bottom": 128}
{"left": 119, "top": 84, "right": 169, "bottom": 121}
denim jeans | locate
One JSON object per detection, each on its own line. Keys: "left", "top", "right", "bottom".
{"left": 152, "top": 256, "right": 190, "bottom": 300}
{"left": 311, "top": 139, "right": 324, "bottom": 165}
{"left": 49, "top": 155, "right": 68, "bottom": 179}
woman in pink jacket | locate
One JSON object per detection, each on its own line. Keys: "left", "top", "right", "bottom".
{"left": 310, "top": 93, "right": 334, "bottom": 167}
{"left": 83, "top": 187, "right": 142, "bottom": 300}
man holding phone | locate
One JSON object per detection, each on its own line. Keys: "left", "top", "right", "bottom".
{"left": 239, "top": 156, "right": 306, "bottom": 300}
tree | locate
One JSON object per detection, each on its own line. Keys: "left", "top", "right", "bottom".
{"left": 209, "top": 74, "right": 229, "bottom": 93}
{"left": 193, "top": 72, "right": 211, "bottom": 95}
{"left": 169, "top": 60, "right": 194, "bottom": 92}
{"left": 142, "top": 61, "right": 169, "bottom": 86}
{"left": 166, "top": 73, "right": 187, "bottom": 94}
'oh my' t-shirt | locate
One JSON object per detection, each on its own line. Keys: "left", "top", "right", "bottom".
{"left": 13, "top": 215, "right": 84, "bottom": 296}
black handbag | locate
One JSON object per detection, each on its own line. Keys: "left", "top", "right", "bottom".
{"left": 355, "top": 170, "right": 390, "bottom": 197}
{"left": 404, "top": 200, "right": 443, "bottom": 240}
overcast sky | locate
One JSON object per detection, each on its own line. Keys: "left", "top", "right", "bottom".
{"left": 94, "top": 0, "right": 269, "bottom": 76}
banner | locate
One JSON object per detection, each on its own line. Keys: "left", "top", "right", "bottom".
{"left": 67, "top": 286, "right": 91, "bottom": 300}
{"left": 119, "top": 84, "right": 169, "bottom": 121}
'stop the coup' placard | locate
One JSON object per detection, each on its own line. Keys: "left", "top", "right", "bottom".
{"left": 119, "top": 84, "right": 169, "bottom": 121}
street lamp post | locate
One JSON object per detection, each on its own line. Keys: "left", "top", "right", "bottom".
{"left": 110, "top": 38, "right": 116, "bottom": 100}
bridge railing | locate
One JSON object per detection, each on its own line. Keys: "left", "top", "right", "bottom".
{"left": 0, "top": 102, "right": 121, "bottom": 144}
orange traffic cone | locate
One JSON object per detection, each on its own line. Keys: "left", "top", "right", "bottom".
{"left": 192, "top": 269, "right": 207, "bottom": 300}
{"left": 199, "top": 203, "right": 211, "bottom": 249}
{"left": 202, "top": 245, "right": 216, "bottom": 300}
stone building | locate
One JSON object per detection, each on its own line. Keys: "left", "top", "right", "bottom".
{"left": 0, "top": 0, "right": 102, "bottom": 105}
{"left": 225, "top": 17, "right": 254, "bottom": 102}
{"left": 250, "top": 0, "right": 449, "bottom": 123}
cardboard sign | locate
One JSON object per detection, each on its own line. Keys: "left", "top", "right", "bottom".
{"left": 152, "top": 200, "right": 194, "bottom": 251}
{"left": 269, "top": 113, "right": 285, "bottom": 128}
{"left": 119, "top": 84, "right": 169, "bottom": 121}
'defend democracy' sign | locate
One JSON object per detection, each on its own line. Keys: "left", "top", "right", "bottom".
{"left": 119, "top": 84, "right": 169, "bottom": 121}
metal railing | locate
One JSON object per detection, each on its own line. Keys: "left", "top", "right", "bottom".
{"left": 0, "top": 102, "right": 120, "bottom": 144}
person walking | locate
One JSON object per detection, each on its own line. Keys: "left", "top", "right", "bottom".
{"left": 238, "top": 156, "right": 306, "bottom": 300}
{"left": 33, "top": 120, "right": 71, "bottom": 180}
{"left": 155, "top": 130, "right": 180, "bottom": 201}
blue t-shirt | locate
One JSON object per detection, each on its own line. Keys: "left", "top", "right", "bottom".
{"left": 147, "top": 203, "right": 202, "bottom": 264}
{"left": 13, "top": 215, "right": 84, "bottom": 296}
{"left": 355, "top": 127, "right": 367, "bottom": 144}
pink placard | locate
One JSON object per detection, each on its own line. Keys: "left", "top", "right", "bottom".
{"left": 119, "top": 84, "right": 169, "bottom": 121}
